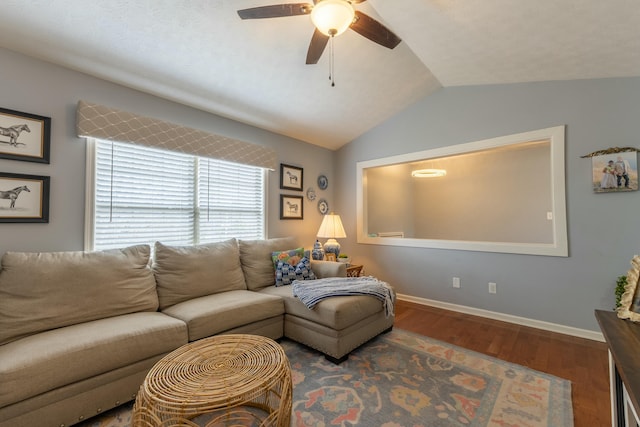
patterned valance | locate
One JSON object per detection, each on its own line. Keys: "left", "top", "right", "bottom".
{"left": 76, "top": 100, "right": 276, "bottom": 170}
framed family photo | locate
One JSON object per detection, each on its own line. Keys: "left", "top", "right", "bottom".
{"left": 280, "top": 164, "right": 303, "bottom": 191}
{"left": 280, "top": 194, "right": 303, "bottom": 220}
{"left": 592, "top": 151, "right": 638, "bottom": 193}
{"left": 0, "top": 172, "right": 50, "bottom": 223}
{"left": 0, "top": 107, "right": 51, "bottom": 164}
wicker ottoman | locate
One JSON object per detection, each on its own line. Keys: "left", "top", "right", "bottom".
{"left": 132, "top": 334, "right": 292, "bottom": 427}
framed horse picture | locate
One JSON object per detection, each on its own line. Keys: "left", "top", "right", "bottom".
{"left": 0, "top": 107, "right": 51, "bottom": 164}
{"left": 280, "top": 194, "right": 303, "bottom": 220}
{"left": 0, "top": 172, "right": 50, "bottom": 223}
{"left": 280, "top": 164, "right": 303, "bottom": 191}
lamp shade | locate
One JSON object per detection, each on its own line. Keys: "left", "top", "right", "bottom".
{"left": 310, "top": 0, "right": 355, "bottom": 37}
{"left": 317, "top": 213, "right": 347, "bottom": 239}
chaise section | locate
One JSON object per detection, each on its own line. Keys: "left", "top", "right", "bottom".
{"left": 260, "top": 285, "right": 394, "bottom": 361}
{"left": 261, "top": 286, "right": 384, "bottom": 331}
{"left": 239, "top": 236, "right": 395, "bottom": 362}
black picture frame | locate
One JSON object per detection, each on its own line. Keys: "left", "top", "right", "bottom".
{"left": 0, "top": 172, "right": 50, "bottom": 223}
{"left": 280, "top": 194, "right": 303, "bottom": 220}
{"left": 280, "top": 163, "right": 303, "bottom": 191}
{"left": 0, "top": 107, "right": 51, "bottom": 164}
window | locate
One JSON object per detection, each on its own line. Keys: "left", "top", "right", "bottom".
{"left": 356, "top": 126, "right": 568, "bottom": 256}
{"left": 85, "top": 139, "right": 265, "bottom": 250}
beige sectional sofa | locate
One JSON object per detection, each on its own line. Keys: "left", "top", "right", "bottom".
{"left": 0, "top": 237, "right": 394, "bottom": 427}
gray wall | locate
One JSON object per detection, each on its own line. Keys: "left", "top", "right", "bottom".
{"left": 0, "top": 48, "right": 335, "bottom": 255}
{"left": 336, "top": 78, "right": 640, "bottom": 332}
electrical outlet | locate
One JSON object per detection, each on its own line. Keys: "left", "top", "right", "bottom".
{"left": 452, "top": 277, "right": 460, "bottom": 288}
{"left": 488, "top": 282, "right": 497, "bottom": 294}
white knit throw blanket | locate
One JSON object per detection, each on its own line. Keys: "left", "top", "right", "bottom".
{"left": 292, "top": 276, "right": 395, "bottom": 317}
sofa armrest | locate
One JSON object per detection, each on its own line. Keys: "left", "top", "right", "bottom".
{"left": 310, "top": 260, "right": 347, "bottom": 278}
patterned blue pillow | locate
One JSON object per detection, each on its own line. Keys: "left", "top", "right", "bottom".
{"left": 294, "top": 257, "right": 316, "bottom": 281}
{"left": 275, "top": 257, "right": 316, "bottom": 286}
{"left": 275, "top": 260, "right": 297, "bottom": 287}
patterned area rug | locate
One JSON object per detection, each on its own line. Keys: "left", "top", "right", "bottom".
{"left": 77, "top": 329, "right": 572, "bottom": 427}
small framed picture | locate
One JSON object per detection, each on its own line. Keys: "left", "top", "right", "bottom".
{"left": 0, "top": 107, "right": 51, "bottom": 164}
{"left": 0, "top": 172, "right": 50, "bottom": 223}
{"left": 280, "top": 164, "right": 303, "bottom": 191}
{"left": 592, "top": 151, "right": 638, "bottom": 193}
{"left": 280, "top": 194, "right": 303, "bottom": 220}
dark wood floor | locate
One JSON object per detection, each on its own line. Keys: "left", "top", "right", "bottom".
{"left": 394, "top": 300, "right": 610, "bottom": 427}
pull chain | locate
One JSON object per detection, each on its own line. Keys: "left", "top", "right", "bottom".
{"left": 329, "top": 35, "right": 335, "bottom": 87}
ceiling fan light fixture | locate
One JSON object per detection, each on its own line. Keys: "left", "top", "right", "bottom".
{"left": 311, "top": 0, "right": 355, "bottom": 37}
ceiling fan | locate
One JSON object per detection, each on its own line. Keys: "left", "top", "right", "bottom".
{"left": 237, "top": 0, "right": 402, "bottom": 65}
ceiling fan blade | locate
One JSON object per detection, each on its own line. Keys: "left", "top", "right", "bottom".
{"left": 350, "top": 0, "right": 367, "bottom": 3}
{"left": 237, "top": 3, "right": 312, "bottom": 19}
{"left": 306, "top": 29, "right": 330, "bottom": 64}
{"left": 350, "top": 10, "right": 401, "bottom": 49}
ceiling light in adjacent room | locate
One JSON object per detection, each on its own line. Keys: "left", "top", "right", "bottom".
{"left": 411, "top": 169, "right": 447, "bottom": 178}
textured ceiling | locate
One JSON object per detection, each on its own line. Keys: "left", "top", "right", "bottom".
{"left": 0, "top": 0, "right": 639, "bottom": 150}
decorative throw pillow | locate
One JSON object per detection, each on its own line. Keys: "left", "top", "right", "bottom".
{"left": 275, "top": 256, "right": 316, "bottom": 286}
{"left": 271, "top": 247, "right": 305, "bottom": 269}
{"left": 275, "top": 260, "right": 297, "bottom": 287}
{"left": 294, "top": 256, "right": 316, "bottom": 281}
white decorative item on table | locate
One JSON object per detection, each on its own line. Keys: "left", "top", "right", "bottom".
{"left": 311, "top": 239, "right": 325, "bottom": 260}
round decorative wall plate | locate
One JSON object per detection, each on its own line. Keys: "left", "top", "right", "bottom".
{"left": 317, "top": 199, "right": 329, "bottom": 215}
{"left": 317, "top": 175, "right": 328, "bottom": 190}
{"left": 306, "top": 187, "right": 316, "bottom": 201}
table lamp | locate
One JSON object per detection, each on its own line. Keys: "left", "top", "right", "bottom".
{"left": 316, "top": 213, "right": 346, "bottom": 259}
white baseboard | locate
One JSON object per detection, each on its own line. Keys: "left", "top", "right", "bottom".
{"left": 397, "top": 293, "right": 605, "bottom": 342}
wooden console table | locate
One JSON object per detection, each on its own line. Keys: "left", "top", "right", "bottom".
{"left": 595, "top": 310, "right": 640, "bottom": 427}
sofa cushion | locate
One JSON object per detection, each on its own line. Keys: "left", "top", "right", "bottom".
{"left": 0, "top": 312, "right": 187, "bottom": 408}
{"left": 238, "top": 237, "right": 297, "bottom": 290}
{"left": 162, "top": 290, "right": 284, "bottom": 341}
{"left": 0, "top": 245, "right": 158, "bottom": 346}
{"left": 259, "top": 285, "right": 387, "bottom": 331}
{"left": 154, "top": 239, "right": 247, "bottom": 309}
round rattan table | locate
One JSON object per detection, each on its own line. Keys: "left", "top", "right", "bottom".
{"left": 132, "top": 334, "right": 292, "bottom": 427}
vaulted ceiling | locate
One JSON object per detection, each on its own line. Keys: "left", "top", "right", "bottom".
{"left": 1, "top": 0, "right": 639, "bottom": 150}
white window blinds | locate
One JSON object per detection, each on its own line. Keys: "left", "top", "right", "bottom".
{"left": 90, "top": 139, "right": 265, "bottom": 250}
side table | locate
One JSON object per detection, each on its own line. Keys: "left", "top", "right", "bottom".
{"left": 346, "top": 264, "right": 363, "bottom": 277}
{"left": 132, "top": 334, "right": 292, "bottom": 427}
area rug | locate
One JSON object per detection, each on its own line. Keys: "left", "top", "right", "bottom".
{"left": 76, "top": 329, "right": 573, "bottom": 427}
